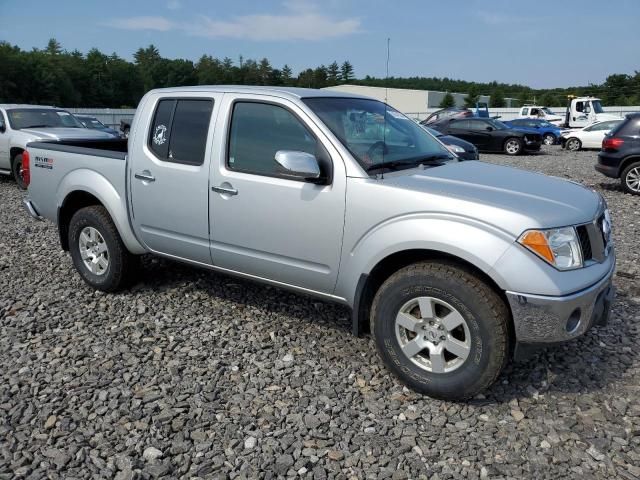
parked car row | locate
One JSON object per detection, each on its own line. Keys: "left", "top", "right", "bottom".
{"left": 0, "top": 104, "right": 121, "bottom": 188}
{"left": 423, "top": 117, "right": 543, "bottom": 156}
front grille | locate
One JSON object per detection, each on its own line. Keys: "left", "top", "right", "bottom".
{"left": 576, "top": 225, "right": 592, "bottom": 261}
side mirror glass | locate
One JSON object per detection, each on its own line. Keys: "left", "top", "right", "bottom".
{"left": 275, "top": 150, "right": 321, "bottom": 181}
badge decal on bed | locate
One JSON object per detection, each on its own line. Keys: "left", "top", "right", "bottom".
{"left": 34, "top": 156, "right": 54, "bottom": 170}
{"left": 153, "top": 124, "right": 167, "bottom": 145}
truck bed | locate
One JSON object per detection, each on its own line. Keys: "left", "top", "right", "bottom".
{"left": 26, "top": 138, "right": 130, "bottom": 230}
{"left": 27, "top": 138, "right": 128, "bottom": 160}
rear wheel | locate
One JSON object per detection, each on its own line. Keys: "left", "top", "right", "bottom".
{"left": 542, "top": 133, "right": 556, "bottom": 145}
{"left": 566, "top": 137, "right": 581, "bottom": 151}
{"left": 12, "top": 153, "right": 26, "bottom": 190}
{"left": 370, "top": 261, "right": 510, "bottom": 400}
{"left": 68, "top": 205, "right": 137, "bottom": 292}
{"left": 504, "top": 138, "right": 523, "bottom": 155}
{"left": 621, "top": 161, "right": 640, "bottom": 195}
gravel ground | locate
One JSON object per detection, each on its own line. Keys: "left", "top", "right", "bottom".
{"left": 0, "top": 146, "right": 639, "bottom": 479}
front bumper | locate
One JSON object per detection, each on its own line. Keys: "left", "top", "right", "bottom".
{"left": 23, "top": 196, "right": 43, "bottom": 220}
{"left": 506, "top": 258, "right": 615, "bottom": 344}
{"left": 524, "top": 140, "right": 542, "bottom": 151}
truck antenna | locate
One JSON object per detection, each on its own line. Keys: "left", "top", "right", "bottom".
{"left": 381, "top": 37, "right": 390, "bottom": 180}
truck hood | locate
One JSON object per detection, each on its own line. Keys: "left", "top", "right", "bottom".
{"left": 19, "top": 127, "right": 115, "bottom": 140}
{"left": 384, "top": 161, "right": 600, "bottom": 236}
{"left": 595, "top": 113, "right": 622, "bottom": 122}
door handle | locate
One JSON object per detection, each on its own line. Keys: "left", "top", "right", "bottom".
{"left": 211, "top": 185, "right": 238, "bottom": 195}
{"left": 135, "top": 171, "right": 155, "bottom": 182}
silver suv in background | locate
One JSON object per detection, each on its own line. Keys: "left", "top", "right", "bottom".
{"left": 22, "top": 87, "right": 615, "bottom": 400}
{"left": 0, "top": 104, "right": 115, "bottom": 188}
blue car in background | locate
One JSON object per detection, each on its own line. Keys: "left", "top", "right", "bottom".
{"left": 503, "top": 118, "right": 563, "bottom": 145}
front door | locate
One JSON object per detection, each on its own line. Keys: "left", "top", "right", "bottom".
{"left": 0, "top": 112, "right": 9, "bottom": 171}
{"left": 129, "top": 94, "right": 221, "bottom": 264}
{"left": 208, "top": 95, "right": 346, "bottom": 294}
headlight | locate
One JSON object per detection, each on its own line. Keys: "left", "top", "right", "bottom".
{"left": 446, "top": 144, "right": 465, "bottom": 153}
{"left": 518, "top": 227, "right": 583, "bottom": 270}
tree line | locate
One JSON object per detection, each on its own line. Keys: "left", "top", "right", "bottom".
{"left": 0, "top": 39, "right": 638, "bottom": 109}
{"left": 0, "top": 39, "right": 355, "bottom": 108}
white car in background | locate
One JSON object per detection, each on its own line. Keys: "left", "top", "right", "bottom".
{"left": 561, "top": 120, "right": 623, "bottom": 151}
{"left": 518, "top": 105, "right": 564, "bottom": 124}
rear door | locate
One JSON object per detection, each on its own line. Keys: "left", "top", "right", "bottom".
{"left": 446, "top": 120, "right": 473, "bottom": 143}
{"left": 208, "top": 94, "right": 346, "bottom": 294}
{"left": 129, "top": 93, "right": 221, "bottom": 264}
{"left": 465, "top": 120, "right": 493, "bottom": 150}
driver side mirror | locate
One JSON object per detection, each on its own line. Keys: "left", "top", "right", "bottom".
{"left": 275, "top": 150, "right": 322, "bottom": 182}
{"left": 0, "top": 121, "right": 5, "bottom": 133}
{"left": 485, "top": 126, "right": 494, "bottom": 132}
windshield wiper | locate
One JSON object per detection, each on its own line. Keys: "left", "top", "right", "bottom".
{"left": 366, "top": 153, "right": 452, "bottom": 172}
{"left": 21, "top": 124, "right": 51, "bottom": 129}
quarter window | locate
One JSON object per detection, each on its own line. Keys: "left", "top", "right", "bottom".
{"left": 148, "top": 99, "right": 213, "bottom": 165}
{"left": 227, "top": 102, "right": 318, "bottom": 177}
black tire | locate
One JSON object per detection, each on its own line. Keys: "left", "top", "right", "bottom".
{"left": 542, "top": 133, "right": 556, "bottom": 146}
{"left": 621, "top": 161, "right": 640, "bottom": 195}
{"left": 12, "top": 153, "right": 26, "bottom": 190}
{"left": 504, "top": 138, "right": 523, "bottom": 156}
{"left": 565, "top": 137, "right": 581, "bottom": 151}
{"left": 370, "top": 261, "right": 510, "bottom": 400}
{"left": 68, "top": 205, "right": 137, "bottom": 292}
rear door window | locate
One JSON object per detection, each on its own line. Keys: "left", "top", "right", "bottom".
{"left": 149, "top": 98, "right": 214, "bottom": 165}
{"left": 149, "top": 99, "right": 175, "bottom": 160}
{"left": 449, "top": 120, "right": 469, "bottom": 130}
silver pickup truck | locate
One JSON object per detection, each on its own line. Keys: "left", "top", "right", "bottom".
{"left": 22, "top": 86, "right": 615, "bottom": 400}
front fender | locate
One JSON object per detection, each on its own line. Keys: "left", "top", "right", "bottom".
{"left": 57, "top": 169, "right": 145, "bottom": 254}
{"left": 336, "top": 214, "right": 516, "bottom": 306}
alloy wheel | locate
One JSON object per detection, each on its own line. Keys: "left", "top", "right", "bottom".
{"left": 79, "top": 226, "right": 110, "bottom": 275}
{"left": 395, "top": 296, "right": 471, "bottom": 374}
{"left": 626, "top": 167, "right": 640, "bottom": 193}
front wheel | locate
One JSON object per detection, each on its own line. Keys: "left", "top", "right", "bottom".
{"left": 621, "top": 161, "right": 640, "bottom": 195}
{"left": 370, "top": 261, "right": 510, "bottom": 400}
{"left": 12, "top": 154, "right": 26, "bottom": 190}
{"left": 504, "top": 138, "right": 523, "bottom": 155}
{"left": 565, "top": 137, "right": 581, "bottom": 151}
{"left": 542, "top": 133, "right": 556, "bottom": 145}
{"left": 68, "top": 205, "right": 137, "bottom": 292}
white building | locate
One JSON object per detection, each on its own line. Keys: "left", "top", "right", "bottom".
{"left": 322, "top": 84, "right": 490, "bottom": 115}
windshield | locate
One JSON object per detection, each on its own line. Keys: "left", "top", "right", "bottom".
{"left": 7, "top": 109, "right": 83, "bottom": 129}
{"left": 591, "top": 100, "right": 604, "bottom": 114}
{"left": 541, "top": 108, "right": 557, "bottom": 116}
{"left": 303, "top": 97, "right": 455, "bottom": 172}
{"left": 81, "top": 117, "right": 106, "bottom": 129}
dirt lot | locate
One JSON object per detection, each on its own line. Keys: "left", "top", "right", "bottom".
{"left": 0, "top": 146, "right": 639, "bottom": 479}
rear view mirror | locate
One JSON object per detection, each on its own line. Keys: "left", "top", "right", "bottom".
{"left": 275, "top": 150, "right": 321, "bottom": 181}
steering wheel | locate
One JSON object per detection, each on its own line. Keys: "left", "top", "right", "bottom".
{"left": 365, "top": 141, "right": 389, "bottom": 165}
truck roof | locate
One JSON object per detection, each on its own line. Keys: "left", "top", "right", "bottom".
{"left": 0, "top": 104, "right": 56, "bottom": 110}
{"left": 147, "top": 85, "right": 371, "bottom": 101}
